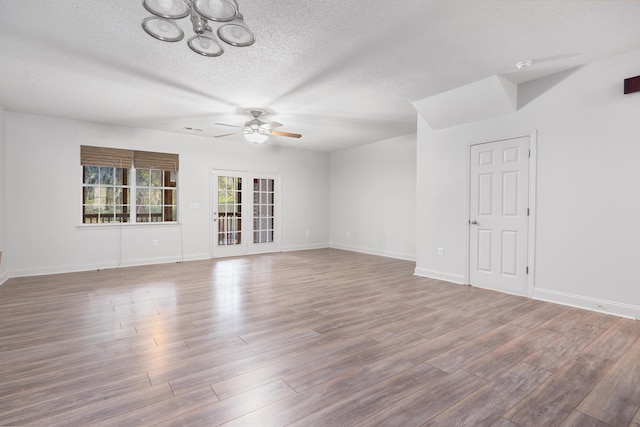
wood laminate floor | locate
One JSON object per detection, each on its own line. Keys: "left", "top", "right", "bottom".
{"left": 1, "top": 249, "right": 639, "bottom": 426}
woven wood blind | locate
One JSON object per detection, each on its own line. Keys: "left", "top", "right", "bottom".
{"left": 134, "top": 150, "right": 179, "bottom": 171}
{"left": 80, "top": 146, "right": 133, "bottom": 168}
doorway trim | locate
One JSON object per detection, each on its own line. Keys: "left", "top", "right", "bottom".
{"left": 463, "top": 131, "right": 537, "bottom": 297}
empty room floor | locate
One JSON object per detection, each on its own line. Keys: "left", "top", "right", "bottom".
{"left": 1, "top": 249, "right": 639, "bottom": 426}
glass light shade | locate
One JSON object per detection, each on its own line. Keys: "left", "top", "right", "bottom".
{"left": 142, "top": 17, "right": 184, "bottom": 42}
{"left": 187, "top": 33, "right": 224, "bottom": 57}
{"left": 217, "top": 14, "right": 255, "bottom": 47}
{"left": 193, "top": 0, "right": 237, "bottom": 22}
{"left": 244, "top": 132, "right": 269, "bottom": 143}
{"left": 143, "top": 0, "right": 190, "bottom": 19}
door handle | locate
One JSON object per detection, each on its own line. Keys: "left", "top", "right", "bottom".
{"left": 469, "top": 220, "right": 478, "bottom": 225}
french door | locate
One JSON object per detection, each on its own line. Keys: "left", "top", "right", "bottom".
{"left": 211, "top": 170, "right": 280, "bottom": 258}
{"left": 469, "top": 137, "right": 530, "bottom": 295}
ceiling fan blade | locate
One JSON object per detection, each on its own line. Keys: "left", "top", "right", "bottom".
{"left": 269, "top": 130, "right": 302, "bottom": 138}
{"left": 213, "top": 131, "right": 242, "bottom": 138}
{"left": 214, "top": 122, "right": 242, "bottom": 128}
{"left": 261, "top": 121, "right": 283, "bottom": 130}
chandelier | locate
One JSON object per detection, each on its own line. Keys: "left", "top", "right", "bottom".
{"left": 141, "top": 0, "right": 255, "bottom": 57}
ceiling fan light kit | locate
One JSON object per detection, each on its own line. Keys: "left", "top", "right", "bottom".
{"left": 214, "top": 110, "right": 302, "bottom": 143}
{"left": 244, "top": 132, "right": 270, "bottom": 144}
{"left": 141, "top": 0, "right": 255, "bottom": 57}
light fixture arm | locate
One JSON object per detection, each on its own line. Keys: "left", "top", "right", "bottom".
{"left": 190, "top": 9, "right": 207, "bottom": 34}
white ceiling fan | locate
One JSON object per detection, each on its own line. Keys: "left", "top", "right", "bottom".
{"left": 214, "top": 110, "right": 302, "bottom": 143}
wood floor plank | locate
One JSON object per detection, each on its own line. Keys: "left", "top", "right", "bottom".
{"left": 222, "top": 347, "right": 420, "bottom": 426}
{"left": 351, "top": 369, "right": 486, "bottom": 426}
{"left": 407, "top": 308, "right": 470, "bottom": 338}
{"left": 288, "top": 363, "right": 447, "bottom": 426}
{"left": 509, "top": 301, "right": 567, "bottom": 330}
{"left": 559, "top": 411, "right": 613, "bottom": 427}
{"left": 490, "top": 418, "right": 520, "bottom": 427}
{"left": 104, "top": 386, "right": 217, "bottom": 426}
{"left": 155, "top": 379, "right": 295, "bottom": 426}
{"left": 33, "top": 382, "right": 175, "bottom": 426}
{"left": 581, "top": 317, "right": 640, "bottom": 361}
{"left": 633, "top": 409, "right": 640, "bottom": 427}
{"left": 210, "top": 334, "right": 376, "bottom": 399}
{"left": 582, "top": 311, "right": 619, "bottom": 329}
{"left": 404, "top": 319, "right": 500, "bottom": 365}
{"left": 576, "top": 337, "right": 640, "bottom": 426}
{"left": 504, "top": 355, "right": 615, "bottom": 427}
{"left": 426, "top": 323, "right": 528, "bottom": 373}
{"left": 523, "top": 324, "right": 605, "bottom": 372}
{"left": 536, "top": 307, "right": 592, "bottom": 334}
{"left": 161, "top": 333, "right": 378, "bottom": 395}
{"left": 283, "top": 332, "right": 428, "bottom": 392}
{"left": 423, "top": 362, "right": 553, "bottom": 427}
{"left": 0, "top": 373, "right": 152, "bottom": 425}
{"left": 463, "top": 327, "right": 559, "bottom": 380}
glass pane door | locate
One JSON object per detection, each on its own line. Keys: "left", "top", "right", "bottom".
{"left": 248, "top": 174, "right": 280, "bottom": 255}
{"left": 212, "top": 171, "right": 248, "bottom": 257}
{"left": 211, "top": 170, "right": 281, "bottom": 258}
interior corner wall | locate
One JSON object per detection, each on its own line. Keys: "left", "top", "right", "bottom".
{"left": 416, "top": 48, "right": 640, "bottom": 319}
{"left": 0, "top": 105, "right": 7, "bottom": 284}
{"left": 5, "top": 112, "right": 330, "bottom": 278}
{"left": 329, "top": 133, "right": 416, "bottom": 261}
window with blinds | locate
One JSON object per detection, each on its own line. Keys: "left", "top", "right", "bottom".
{"left": 80, "top": 146, "right": 179, "bottom": 224}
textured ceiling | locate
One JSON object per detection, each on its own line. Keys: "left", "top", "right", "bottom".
{"left": 1, "top": 1, "right": 640, "bottom": 152}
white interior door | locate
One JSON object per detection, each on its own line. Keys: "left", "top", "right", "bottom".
{"left": 469, "top": 137, "right": 529, "bottom": 295}
{"left": 211, "top": 170, "right": 281, "bottom": 258}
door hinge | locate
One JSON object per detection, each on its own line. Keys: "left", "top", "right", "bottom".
{"left": 528, "top": 149, "right": 531, "bottom": 158}
{"left": 526, "top": 266, "right": 529, "bottom": 275}
{"left": 527, "top": 208, "right": 530, "bottom": 216}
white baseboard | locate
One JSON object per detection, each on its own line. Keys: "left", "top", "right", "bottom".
{"left": 0, "top": 271, "right": 9, "bottom": 286}
{"left": 413, "top": 267, "right": 466, "bottom": 285}
{"left": 282, "top": 243, "right": 330, "bottom": 252}
{"left": 179, "top": 253, "right": 212, "bottom": 262}
{"left": 329, "top": 243, "right": 416, "bottom": 262}
{"left": 7, "top": 253, "right": 212, "bottom": 279}
{"left": 9, "top": 261, "right": 119, "bottom": 278}
{"left": 532, "top": 287, "right": 640, "bottom": 321}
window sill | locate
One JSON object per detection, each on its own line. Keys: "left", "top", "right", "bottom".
{"left": 77, "top": 222, "right": 181, "bottom": 230}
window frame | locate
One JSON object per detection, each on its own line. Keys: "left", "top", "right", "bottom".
{"left": 134, "top": 168, "right": 178, "bottom": 223}
{"left": 81, "top": 165, "right": 132, "bottom": 224}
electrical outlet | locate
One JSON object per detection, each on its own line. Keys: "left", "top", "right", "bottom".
{"left": 437, "top": 248, "right": 444, "bottom": 256}
{"left": 305, "top": 230, "right": 310, "bottom": 236}
{"left": 346, "top": 231, "right": 351, "bottom": 237}
{"left": 152, "top": 240, "right": 158, "bottom": 247}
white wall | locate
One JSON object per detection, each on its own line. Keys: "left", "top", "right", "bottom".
{"left": 0, "top": 105, "right": 6, "bottom": 283}
{"left": 6, "top": 112, "right": 330, "bottom": 277}
{"left": 416, "top": 48, "right": 640, "bottom": 319}
{"left": 330, "top": 133, "right": 416, "bottom": 261}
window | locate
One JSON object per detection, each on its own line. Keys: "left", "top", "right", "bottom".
{"left": 136, "top": 169, "right": 177, "bottom": 222}
{"left": 83, "top": 166, "right": 130, "bottom": 223}
{"left": 80, "top": 146, "right": 179, "bottom": 224}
